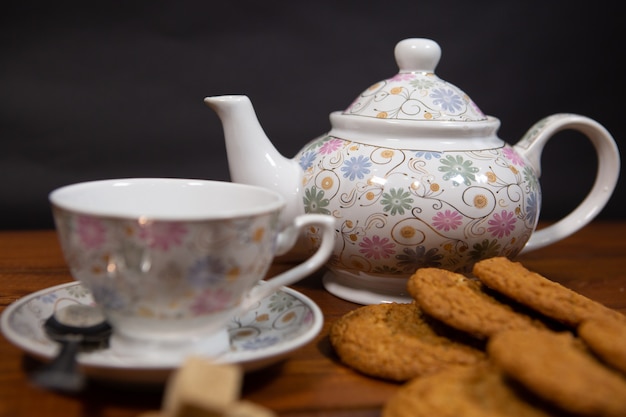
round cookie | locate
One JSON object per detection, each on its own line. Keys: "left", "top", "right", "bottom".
{"left": 488, "top": 329, "right": 626, "bottom": 417}
{"left": 383, "top": 364, "right": 558, "bottom": 417}
{"left": 329, "top": 302, "right": 486, "bottom": 382}
{"left": 578, "top": 317, "right": 626, "bottom": 374}
{"left": 473, "top": 257, "right": 626, "bottom": 327}
{"left": 407, "top": 267, "right": 546, "bottom": 339}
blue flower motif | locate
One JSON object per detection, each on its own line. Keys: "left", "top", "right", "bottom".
{"left": 299, "top": 151, "right": 316, "bottom": 170}
{"left": 525, "top": 192, "right": 539, "bottom": 222}
{"left": 242, "top": 335, "right": 280, "bottom": 350}
{"left": 91, "top": 285, "right": 127, "bottom": 311}
{"left": 341, "top": 155, "right": 372, "bottom": 181}
{"left": 415, "top": 151, "right": 442, "bottom": 160}
{"left": 187, "top": 256, "right": 226, "bottom": 288}
{"left": 430, "top": 88, "right": 464, "bottom": 113}
{"left": 39, "top": 293, "right": 58, "bottom": 304}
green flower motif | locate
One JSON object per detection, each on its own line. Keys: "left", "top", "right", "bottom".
{"left": 396, "top": 245, "right": 444, "bottom": 272}
{"left": 381, "top": 188, "right": 414, "bottom": 215}
{"left": 523, "top": 166, "right": 539, "bottom": 191}
{"left": 267, "top": 291, "right": 295, "bottom": 313}
{"left": 410, "top": 79, "right": 436, "bottom": 90}
{"left": 67, "top": 285, "right": 91, "bottom": 299}
{"left": 469, "top": 239, "right": 502, "bottom": 261}
{"left": 303, "top": 135, "right": 331, "bottom": 152}
{"left": 303, "top": 186, "right": 330, "bottom": 215}
{"left": 372, "top": 265, "right": 403, "bottom": 275}
{"left": 438, "top": 155, "right": 479, "bottom": 186}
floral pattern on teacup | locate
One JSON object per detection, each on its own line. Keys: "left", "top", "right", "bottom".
{"left": 297, "top": 136, "right": 540, "bottom": 274}
{"left": 52, "top": 210, "right": 280, "bottom": 323}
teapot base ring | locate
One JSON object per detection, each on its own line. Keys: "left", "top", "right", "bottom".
{"left": 322, "top": 269, "right": 412, "bottom": 305}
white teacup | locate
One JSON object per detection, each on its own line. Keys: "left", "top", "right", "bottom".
{"left": 49, "top": 178, "right": 334, "bottom": 361}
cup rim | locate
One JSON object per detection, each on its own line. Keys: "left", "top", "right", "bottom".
{"left": 49, "top": 178, "right": 286, "bottom": 221}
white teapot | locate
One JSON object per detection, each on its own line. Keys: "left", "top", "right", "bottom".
{"left": 205, "top": 38, "right": 620, "bottom": 304}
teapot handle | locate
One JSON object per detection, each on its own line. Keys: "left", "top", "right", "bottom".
{"left": 514, "top": 114, "right": 620, "bottom": 253}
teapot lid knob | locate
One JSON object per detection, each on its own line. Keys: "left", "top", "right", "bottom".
{"left": 394, "top": 38, "right": 441, "bottom": 73}
{"left": 343, "top": 37, "right": 486, "bottom": 121}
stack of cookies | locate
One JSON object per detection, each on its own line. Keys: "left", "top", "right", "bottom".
{"left": 329, "top": 257, "right": 626, "bottom": 417}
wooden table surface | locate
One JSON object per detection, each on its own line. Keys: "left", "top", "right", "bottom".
{"left": 1, "top": 223, "right": 625, "bottom": 417}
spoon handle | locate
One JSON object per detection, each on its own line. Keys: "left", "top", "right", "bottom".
{"left": 31, "top": 339, "right": 85, "bottom": 392}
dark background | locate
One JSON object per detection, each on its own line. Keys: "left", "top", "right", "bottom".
{"left": 2, "top": 0, "right": 624, "bottom": 229}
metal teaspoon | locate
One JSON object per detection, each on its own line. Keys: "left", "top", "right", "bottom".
{"left": 31, "top": 304, "right": 112, "bottom": 392}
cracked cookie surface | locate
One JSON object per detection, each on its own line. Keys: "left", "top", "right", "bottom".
{"left": 473, "top": 257, "right": 626, "bottom": 327}
{"left": 407, "top": 267, "right": 545, "bottom": 339}
{"left": 329, "top": 302, "right": 486, "bottom": 382}
{"left": 383, "top": 363, "right": 563, "bottom": 417}
{"left": 488, "top": 329, "right": 626, "bottom": 417}
{"left": 578, "top": 317, "right": 626, "bottom": 374}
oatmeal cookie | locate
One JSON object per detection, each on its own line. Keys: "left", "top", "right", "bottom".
{"left": 488, "top": 329, "right": 626, "bottom": 417}
{"left": 473, "top": 257, "right": 626, "bottom": 327}
{"left": 329, "top": 302, "right": 486, "bottom": 382}
{"left": 578, "top": 317, "right": 626, "bottom": 374}
{"left": 407, "top": 267, "right": 546, "bottom": 339}
{"left": 382, "top": 363, "right": 572, "bottom": 417}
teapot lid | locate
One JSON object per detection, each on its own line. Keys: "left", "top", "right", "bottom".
{"left": 343, "top": 38, "right": 487, "bottom": 122}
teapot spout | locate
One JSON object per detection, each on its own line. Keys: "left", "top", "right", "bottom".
{"left": 204, "top": 95, "right": 304, "bottom": 225}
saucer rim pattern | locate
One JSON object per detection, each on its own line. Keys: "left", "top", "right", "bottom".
{"left": 1, "top": 281, "right": 323, "bottom": 381}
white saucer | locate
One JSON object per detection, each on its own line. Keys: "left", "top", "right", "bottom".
{"left": 1, "top": 282, "right": 323, "bottom": 385}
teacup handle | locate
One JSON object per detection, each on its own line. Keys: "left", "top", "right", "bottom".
{"left": 514, "top": 114, "right": 620, "bottom": 253}
{"left": 241, "top": 214, "right": 335, "bottom": 308}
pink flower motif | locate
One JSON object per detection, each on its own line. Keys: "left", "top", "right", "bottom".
{"left": 502, "top": 147, "right": 525, "bottom": 166}
{"left": 190, "top": 288, "right": 232, "bottom": 315}
{"left": 487, "top": 210, "right": 517, "bottom": 238}
{"left": 390, "top": 73, "right": 416, "bottom": 82}
{"left": 432, "top": 210, "right": 463, "bottom": 232}
{"left": 303, "top": 309, "right": 314, "bottom": 324}
{"left": 359, "top": 235, "right": 395, "bottom": 259}
{"left": 319, "top": 139, "right": 343, "bottom": 155}
{"left": 138, "top": 222, "right": 187, "bottom": 251}
{"left": 470, "top": 100, "right": 485, "bottom": 117}
{"left": 77, "top": 216, "right": 106, "bottom": 249}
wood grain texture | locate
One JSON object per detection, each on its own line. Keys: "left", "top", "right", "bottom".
{"left": 1, "top": 223, "right": 625, "bottom": 417}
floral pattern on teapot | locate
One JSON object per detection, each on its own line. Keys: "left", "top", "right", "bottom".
{"left": 297, "top": 136, "right": 540, "bottom": 274}
{"left": 344, "top": 72, "right": 486, "bottom": 122}
{"left": 205, "top": 37, "right": 620, "bottom": 304}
